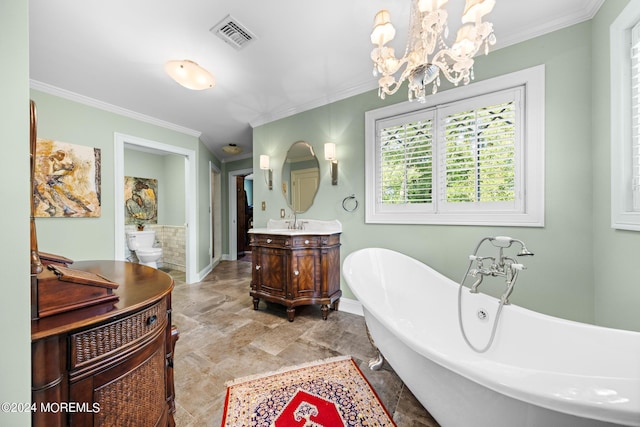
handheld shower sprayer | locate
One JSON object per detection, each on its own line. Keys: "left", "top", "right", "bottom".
{"left": 490, "top": 236, "right": 534, "bottom": 257}
{"left": 458, "top": 236, "right": 535, "bottom": 352}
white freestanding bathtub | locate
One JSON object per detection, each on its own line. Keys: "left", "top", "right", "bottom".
{"left": 343, "top": 248, "right": 640, "bottom": 427}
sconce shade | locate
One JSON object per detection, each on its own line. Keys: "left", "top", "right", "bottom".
{"left": 260, "top": 155, "right": 270, "bottom": 170}
{"left": 259, "top": 155, "right": 273, "bottom": 190}
{"left": 324, "top": 143, "right": 337, "bottom": 161}
{"left": 165, "top": 60, "right": 215, "bottom": 90}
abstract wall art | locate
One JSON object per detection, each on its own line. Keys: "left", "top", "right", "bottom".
{"left": 124, "top": 176, "right": 158, "bottom": 226}
{"left": 33, "top": 139, "right": 102, "bottom": 217}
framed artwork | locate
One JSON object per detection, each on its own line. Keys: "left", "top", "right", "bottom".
{"left": 33, "top": 139, "right": 102, "bottom": 217}
{"left": 124, "top": 176, "right": 158, "bottom": 225}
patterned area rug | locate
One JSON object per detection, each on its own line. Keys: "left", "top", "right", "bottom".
{"left": 221, "top": 356, "right": 396, "bottom": 426}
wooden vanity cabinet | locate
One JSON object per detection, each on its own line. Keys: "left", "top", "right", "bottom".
{"left": 250, "top": 232, "right": 341, "bottom": 321}
{"left": 31, "top": 261, "right": 178, "bottom": 427}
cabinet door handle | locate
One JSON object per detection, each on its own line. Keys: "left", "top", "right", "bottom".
{"left": 294, "top": 270, "right": 299, "bottom": 276}
{"left": 255, "top": 265, "right": 261, "bottom": 270}
{"left": 266, "top": 238, "right": 272, "bottom": 243}
{"left": 146, "top": 315, "right": 158, "bottom": 326}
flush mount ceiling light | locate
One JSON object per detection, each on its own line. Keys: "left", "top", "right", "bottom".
{"left": 222, "top": 143, "right": 243, "bottom": 154}
{"left": 165, "top": 59, "right": 215, "bottom": 90}
{"left": 371, "top": 0, "right": 497, "bottom": 103}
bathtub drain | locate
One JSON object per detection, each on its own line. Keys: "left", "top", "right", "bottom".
{"left": 477, "top": 309, "right": 488, "bottom": 321}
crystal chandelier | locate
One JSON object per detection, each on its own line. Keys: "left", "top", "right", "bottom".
{"left": 371, "top": 0, "right": 497, "bottom": 103}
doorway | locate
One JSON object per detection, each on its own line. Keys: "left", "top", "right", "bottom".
{"left": 114, "top": 133, "right": 197, "bottom": 283}
{"left": 228, "top": 168, "right": 253, "bottom": 261}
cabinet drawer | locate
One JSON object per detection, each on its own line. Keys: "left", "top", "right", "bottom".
{"left": 251, "top": 234, "right": 291, "bottom": 248}
{"left": 70, "top": 298, "right": 167, "bottom": 370}
{"left": 290, "top": 236, "right": 324, "bottom": 247}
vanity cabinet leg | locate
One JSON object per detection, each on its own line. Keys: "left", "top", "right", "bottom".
{"left": 252, "top": 297, "right": 260, "bottom": 310}
{"left": 287, "top": 307, "right": 295, "bottom": 322}
{"left": 321, "top": 304, "right": 329, "bottom": 320}
{"left": 331, "top": 299, "right": 340, "bottom": 312}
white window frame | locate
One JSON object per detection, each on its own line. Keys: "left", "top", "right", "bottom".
{"left": 365, "top": 65, "right": 545, "bottom": 226}
{"left": 611, "top": 2, "right": 640, "bottom": 231}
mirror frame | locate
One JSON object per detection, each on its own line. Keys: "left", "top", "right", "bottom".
{"left": 281, "top": 141, "right": 320, "bottom": 213}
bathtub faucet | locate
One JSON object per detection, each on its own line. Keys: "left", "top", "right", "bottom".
{"left": 459, "top": 236, "right": 534, "bottom": 353}
{"left": 467, "top": 237, "right": 534, "bottom": 302}
{"left": 468, "top": 255, "right": 495, "bottom": 293}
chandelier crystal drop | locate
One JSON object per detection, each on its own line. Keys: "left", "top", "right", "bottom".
{"left": 371, "top": 0, "right": 497, "bottom": 103}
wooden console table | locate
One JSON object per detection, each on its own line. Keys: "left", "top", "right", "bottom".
{"left": 31, "top": 260, "right": 178, "bottom": 427}
{"left": 249, "top": 231, "right": 341, "bottom": 321}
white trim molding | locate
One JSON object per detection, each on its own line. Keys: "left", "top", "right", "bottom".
{"left": 114, "top": 132, "right": 198, "bottom": 283}
{"left": 611, "top": 2, "right": 640, "bottom": 231}
{"left": 31, "top": 80, "right": 201, "bottom": 138}
{"left": 365, "top": 65, "right": 545, "bottom": 227}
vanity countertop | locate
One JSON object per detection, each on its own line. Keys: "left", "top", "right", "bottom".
{"left": 248, "top": 228, "right": 339, "bottom": 236}
{"left": 249, "top": 219, "right": 342, "bottom": 236}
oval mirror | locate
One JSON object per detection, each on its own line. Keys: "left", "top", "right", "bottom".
{"left": 281, "top": 141, "right": 320, "bottom": 213}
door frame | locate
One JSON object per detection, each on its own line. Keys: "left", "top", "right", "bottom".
{"left": 114, "top": 132, "right": 197, "bottom": 283}
{"left": 209, "top": 161, "right": 222, "bottom": 266}
{"left": 227, "top": 167, "right": 253, "bottom": 261}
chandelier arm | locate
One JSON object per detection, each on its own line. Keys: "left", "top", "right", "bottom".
{"left": 378, "top": 76, "right": 407, "bottom": 98}
{"left": 432, "top": 49, "right": 476, "bottom": 85}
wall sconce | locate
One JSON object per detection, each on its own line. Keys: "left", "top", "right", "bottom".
{"left": 324, "top": 143, "right": 338, "bottom": 185}
{"left": 260, "top": 155, "right": 273, "bottom": 190}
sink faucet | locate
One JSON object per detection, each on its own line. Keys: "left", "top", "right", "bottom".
{"left": 287, "top": 212, "right": 298, "bottom": 230}
{"left": 285, "top": 212, "right": 309, "bottom": 230}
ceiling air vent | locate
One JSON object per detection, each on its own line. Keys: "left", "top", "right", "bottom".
{"left": 210, "top": 15, "right": 256, "bottom": 50}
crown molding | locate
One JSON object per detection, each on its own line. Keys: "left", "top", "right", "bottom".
{"left": 30, "top": 80, "right": 202, "bottom": 138}
{"left": 249, "top": 79, "right": 379, "bottom": 128}
{"left": 493, "top": 0, "right": 605, "bottom": 51}
{"left": 250, "top": 0, "right": 605, "bottom": 129}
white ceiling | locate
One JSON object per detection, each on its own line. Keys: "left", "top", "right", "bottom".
{"left": 29, "top": 0, "right": 604, "bottom": 161}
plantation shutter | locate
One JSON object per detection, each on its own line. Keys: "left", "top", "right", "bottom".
{"left": 631, "top": 22, "right": 640, "bottom": 211}
{"left": 376, "top": 110, "right": 435, "bottom": 212}
{"left": 437, "top": 88, "right": 522, "bottom": 212}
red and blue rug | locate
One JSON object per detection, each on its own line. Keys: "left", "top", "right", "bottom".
{"left": 221, "top": 356, "right": 395, "bottom": 426}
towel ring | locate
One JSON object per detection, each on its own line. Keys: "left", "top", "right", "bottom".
{"left": 342, "top": 194, "right": 359, "bottom": 212}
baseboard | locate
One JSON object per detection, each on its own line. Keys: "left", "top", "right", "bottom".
{"left": 338, "top": 297, "right": 363, "bottom": 317}
{"left": 197, "top": 261, "right": 215, "bottom": 282}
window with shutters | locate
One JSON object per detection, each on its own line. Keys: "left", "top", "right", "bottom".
{"left": 632, "top": 23, "right": 640, "bottom": 213}
{"left": 365, "top": 65, "right": 545, "bottom": 226}
{"left": 611, "top": 4, "right": 640, "bottom": 231}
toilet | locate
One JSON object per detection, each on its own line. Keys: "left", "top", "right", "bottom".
{"left": 126, "top": 230, "right": 162, "bottom": 268}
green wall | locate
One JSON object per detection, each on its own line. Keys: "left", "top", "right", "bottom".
{"left": 30, "top": 90, "right": 218, "bottom": 274}
{"left": 591, "top": 0, "right": 640, "bottom": 330}
{"left": 0, "top": 1, "right": 31, "bottom": 425}
{"left": 253, "top": 7, "right": 639, "bottom": 332}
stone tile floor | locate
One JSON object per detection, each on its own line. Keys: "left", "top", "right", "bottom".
{"left": 164, "top": 259, "right": 440, "bottom": 426}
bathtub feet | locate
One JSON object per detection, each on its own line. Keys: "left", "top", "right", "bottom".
{"left": 368, "top": 351, "right": 384, "bottom": 371}
{"left": 365, "top": 324, "right": 385, "bottom": 370}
